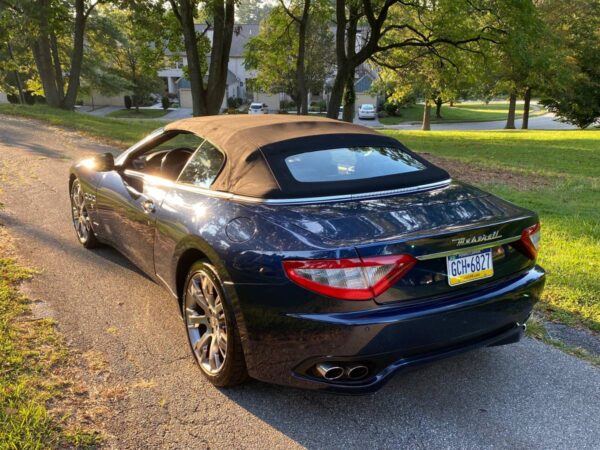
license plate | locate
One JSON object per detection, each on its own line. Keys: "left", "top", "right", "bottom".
{"left": 446, "top": 248, "right": 493, "bottom": 286}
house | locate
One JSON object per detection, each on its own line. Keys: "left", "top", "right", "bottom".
{"left": 158, "top": 24, "right": 259, "bottom": 109}
{"left": 354, "top": 72, "right": 382, "bottom": 108}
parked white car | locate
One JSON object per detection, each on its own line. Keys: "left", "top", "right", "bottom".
{"left": 248, "top": 102, "right": 268, "bottom": 114}
{"left": 358, "top": 104, "right": 377, "bottom": 120}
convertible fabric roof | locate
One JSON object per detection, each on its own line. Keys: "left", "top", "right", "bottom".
{"left": 165, "top": 115, "right": 449, "bottom": 199}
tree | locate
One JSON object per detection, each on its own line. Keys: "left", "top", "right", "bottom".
{"left": 326, "top": 0, "right": 505, "bottom": 121}
{"left": 236, "top": 0, "right": 273, "bottom": 23}
{"left": 244, "top": 0, "right": 334, "bottom": 112}
{"left": 1, "top": 0, "right": 100, "bottom": 109}
{"left": 98, "top": 6, "right": 166, "bottom": 111}
{"left": 279, "top": 0, "right": 311, "bottom": 115}
{"left": 168, "top": 0, "right": 236, "bottom": 116}
{"left": 538, "top": 0, "right": 600, "bottom": 129}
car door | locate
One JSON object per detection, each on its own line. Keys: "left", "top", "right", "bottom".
{"left": 95, "top": 131, "right": 203, "bottom": 277}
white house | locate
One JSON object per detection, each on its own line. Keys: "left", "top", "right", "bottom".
{"left": 159, "top": 24, "right": 259, "bottom": 109}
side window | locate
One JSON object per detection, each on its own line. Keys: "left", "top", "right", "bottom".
{"left": 177, "top": 140, "right": 225, "bottom": 188}
{"left": 127, "top": 131, "right": 203, "bottom": 180}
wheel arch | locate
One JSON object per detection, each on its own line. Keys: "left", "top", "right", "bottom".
{"left": 173, "top": 240, "right": 249, "bottom": 354}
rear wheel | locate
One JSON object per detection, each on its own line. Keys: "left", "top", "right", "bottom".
{"left": 70, "top": 178, "right": 99, "bottom": 248}
{"left": 183, "top": 261, "right": 247, "bottom": 387}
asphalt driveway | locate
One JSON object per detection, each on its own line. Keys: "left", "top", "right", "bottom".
{"left": 0, "top": 115, "right": 598, "bottom": 449}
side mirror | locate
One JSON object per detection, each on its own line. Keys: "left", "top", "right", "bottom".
{"left": 95, "top": 152, "right": 115, "bottom": 172}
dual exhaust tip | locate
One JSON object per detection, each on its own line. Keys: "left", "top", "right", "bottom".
{"left": 315, "top": 362, "right": 369, "bottom": 381}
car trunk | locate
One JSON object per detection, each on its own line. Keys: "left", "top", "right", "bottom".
{"left": 253, "top": 182, "right": 538, "bottom": 304}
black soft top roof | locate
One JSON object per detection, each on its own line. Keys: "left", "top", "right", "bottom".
{"left": 165, "top": 115, "right": 449, "bottom": 199}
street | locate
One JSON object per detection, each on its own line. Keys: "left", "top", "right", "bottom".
{"left": 0, "top": 114, "right": 598, "bottom": 449}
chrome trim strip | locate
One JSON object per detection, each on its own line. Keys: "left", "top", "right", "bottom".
{"left": 415, "top": 235, "right": 521, "bottom": 261}
{"left": 121, "top": 171, "right": 451, "bottom": 205}
{"left": 156, "top": 272, "right": 178, "bottom": 299}
{"left": 232, "top": 179, "right": 453, "bottom": 205}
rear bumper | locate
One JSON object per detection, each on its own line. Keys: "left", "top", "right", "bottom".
{"left": 233, "top": 266, "right": 545, "bottom": 394}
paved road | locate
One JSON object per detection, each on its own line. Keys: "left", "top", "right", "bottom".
{"left": 0, "top": 115, "right": 598, "bottom": 449}
{"left": 383, "top": 113, "right": 577, "bottom": 131}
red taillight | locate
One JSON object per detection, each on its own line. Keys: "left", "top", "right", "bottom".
{"left": 282, "top": 254, "right": 417, "bottom": 300}
{"left": 518, "top": 223, "right": 541, "bottom": 260}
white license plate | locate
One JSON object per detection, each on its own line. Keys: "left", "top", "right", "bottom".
{"left": 446, "top": 248, "right": 494, "bottom": 286}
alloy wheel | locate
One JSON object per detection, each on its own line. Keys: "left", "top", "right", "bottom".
{"left": 71, "top": 180, "right": 92, "bottom": 243}
{"left": 185, "top": 271, "right": 228, "bottom": 374}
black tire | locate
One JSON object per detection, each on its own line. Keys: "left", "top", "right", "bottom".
{"left": 183, "top": 261, "right": 248, "bottom": 387}
{"left": 70, "top": 178, "right": 100, "bottom": 249}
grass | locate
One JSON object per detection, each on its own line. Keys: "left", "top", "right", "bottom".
{"left": 0, "top": 104, "right": 598, "bottom": 335}
{"left": 0, "top": 104, "right": 160, "bottom": 147}
{"left": 384, "top": 129, "right": 600, "bottom": 333}
{"left": 106, "top": 108, "right": 169, "bottom": 119}
{"left": 379, "top": 101, "right": 544, "bottom": 125}
{"left": 0, "top": 247, "right": 102, "bottom": 448}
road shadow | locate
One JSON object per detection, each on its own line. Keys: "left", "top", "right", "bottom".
{"left": 219, "top": 341, "right": 600, "bottom": 449}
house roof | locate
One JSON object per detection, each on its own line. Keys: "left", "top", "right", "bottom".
{"left": 355, "top": 74, "right": 374, "bottom": 93}
{"left": 177, "top": 69, "right": 240, "bottom": 89}
{"left": 164, "top": 115, "right": 448, "bottom": 199}
{"left": 194, "top": 24, "right": 260, "bottom": 57}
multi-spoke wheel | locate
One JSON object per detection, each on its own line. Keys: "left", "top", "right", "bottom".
{"left": 70, "top": 178, "right": 99, "bottom": 248}
{"left": 183, "top": 261, "right": 247, "bottom": 386}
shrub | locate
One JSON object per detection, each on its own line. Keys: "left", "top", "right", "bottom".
{"left": 280, "top": 99, "right": 296, "bottom": 110}
{"left": 161, "top": 96, "right": 170, "bottom": 110}
{"left": 227, "top": 96, "right": 243, "bottom": 108}
{"left": 383, "top": 101, "right": 398, "bottom": 116}
{"left": 124, "top": 95, "right": 132, "bottom": 110}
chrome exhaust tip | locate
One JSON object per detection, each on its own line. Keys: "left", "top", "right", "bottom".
{"left": 346, "top": 365, "right": 369, "bottom": 380}
{"left": 315, "top": 363, "right": 344, "bottom": 381}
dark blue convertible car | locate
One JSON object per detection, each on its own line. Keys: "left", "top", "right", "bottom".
{"left": 69, "top": 116, "right": 545, "bottom": 393}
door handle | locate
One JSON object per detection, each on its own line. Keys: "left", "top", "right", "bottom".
{"left": 142, "top": 199, "right": 155, "bottom": 214}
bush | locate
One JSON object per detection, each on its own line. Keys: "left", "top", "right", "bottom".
{"left": 280, "top": 99, "right": 296, "bottom": 110}
{"left": 227, "top": 96, "right": 243, "bottom": 108}
{"left": 161, "top": 96, "right": 170, "bottom": 110}
{"left": 124, "top": 95, "right": 132, "bottom": 110}
{"left": 383, "top": 101, "right": 398, "bottom": 116}
{"left": 225, "top": 107, "right": 244, "bottom": 114}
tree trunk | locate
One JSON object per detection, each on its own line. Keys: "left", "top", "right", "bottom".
{"left": 449, "top": 99, "right": 454, "bottom": 107}
{"left": 342, "top": 70, "right": 355, "bottom": 123}
{"left": 6, "top": 41, "right": 26, "bottom": 104}
{"left": 505, "top": 92, "right": 517, "bottom": 129}
{"left": 327, "top": 69, "right": 346, "bottom": 118}
{"left": 521, "top": 87, "right": 532, "bottom": 130}
{"left": 422, "top": 100, "right": 431, "bottom": 131}
{"left": 32, "top": 0, "right": 61, "bottom": 107}
{"left": 49, "top": 32, "right": 65, "bottom": 103}
{"left": 295, "top": 0, "right": 310, "bottom": 115}
{"left": 203, "top": 0, "right": 235, "bottom": 115}
{"left": 172, "top": 0, "right": 204, "bottom": 116}
{"left": 435, "top": 97, "right": 443, "bottom": 119}
{"left": 62, "top": 0, "right": 87, "bottom": 110}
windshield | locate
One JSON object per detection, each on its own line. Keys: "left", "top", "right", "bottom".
{"left": 284, "top": 146, "right": 425, "bottom": 183}
{"left": 250, "top": 104, "right": 262, "bottom": 109}
{"left": 361, "top": 105, "right": 374, "bottom": 110}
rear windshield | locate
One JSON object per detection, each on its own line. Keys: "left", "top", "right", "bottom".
{"left": 250, "top": 104, "right": 262, "bottom": 109}
{"left": 361, "top": 105, "right": 374, "bottom": 110}
{"left": 284, "top": 147, "right": 425, "bottom": 183}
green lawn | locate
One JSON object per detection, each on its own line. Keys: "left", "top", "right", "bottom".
{"left": 379, "top": 102, "right": 544, "bottom": 125}
{"left": 384, "top": 129, "right": 600, "bottom": 333}
{"left": 106, "top": 108, "right": 169, "bottom": 119}
{"left": 0, "top": 105, "right": 598, "bottom": 334}
{"left": 0, "top": 104, "right": 160, "bottom": 147}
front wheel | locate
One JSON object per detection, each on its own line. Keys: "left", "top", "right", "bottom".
{"left": 183, "top": 261, "right": 247, "bottom": 387}
{"left": 70, "top": 178, "right": 99, "bottom": 248}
